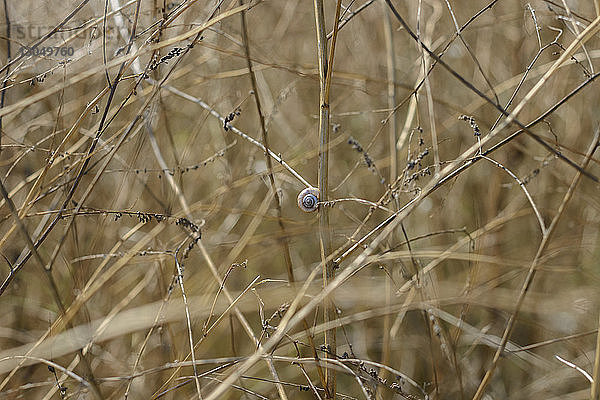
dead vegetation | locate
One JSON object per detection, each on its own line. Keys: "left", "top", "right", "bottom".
{"left": 0, "top": 1, "right": 599, "bottom": 399}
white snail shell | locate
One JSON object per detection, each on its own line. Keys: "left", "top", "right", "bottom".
{"left": 297, "top": 187, "right": 320, "bottom": 212}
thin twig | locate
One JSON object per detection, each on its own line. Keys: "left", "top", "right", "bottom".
{"left": 158, "top": 82, "right": 312, "bottom": 188}
{"left": 480, "top": 155, "right": 546, "bottom": 234}
{"left": 240, "top": 0, "right": 295, "bottom": 284}
{"left": 555, "top": 355, "right": 593, "bottom": 383}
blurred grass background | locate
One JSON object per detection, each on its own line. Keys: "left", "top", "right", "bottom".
{"left": 0, "top": 0, "right": 599, "bottom": 399}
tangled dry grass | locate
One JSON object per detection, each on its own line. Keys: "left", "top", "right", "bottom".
{"left": 0, "top": 0, "right": 599, "bottom": 399}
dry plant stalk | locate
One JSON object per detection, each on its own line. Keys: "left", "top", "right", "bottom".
{"left": 313, "top": 0, "right": 344, "bottom": 397}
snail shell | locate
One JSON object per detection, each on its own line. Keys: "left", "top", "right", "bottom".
{"left": 297, "top": 187, "right": 320, "bottom": 212}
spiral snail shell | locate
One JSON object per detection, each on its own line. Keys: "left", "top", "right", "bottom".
{"left": 297, "top": 187, "right": 320, "bottom": 212}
